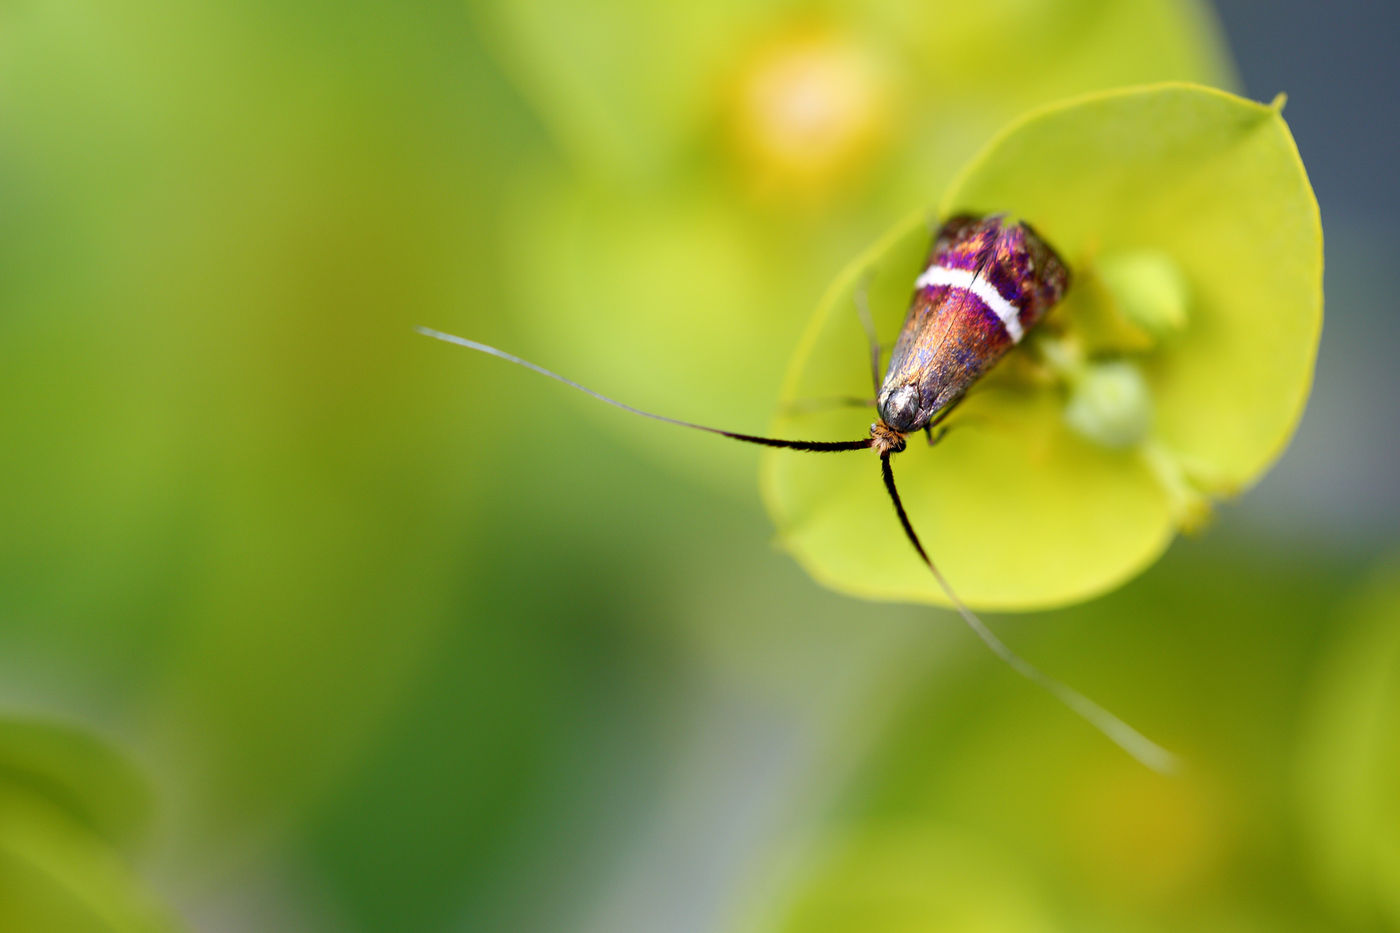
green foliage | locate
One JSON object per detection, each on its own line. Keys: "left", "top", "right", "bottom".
{"left": 3, "top": 2, "right": 1381, "bottom": 931}
{"left": 1298, "top": 557, "right": 1400, "bottom": 927}
{"left": 763, "top": 85, "right": 1322, "bottom": 609}
{"left": 0, "top": 718, "right": 178, "bottom": 932}
{"left": 738, "top": 545, "right": 1358, "bottom": 933}
{"left": 770, "top": 827, "right": 1054, "bottom": 933}
{"left": 0, "top": 718, "right": 150, "bottom": 848}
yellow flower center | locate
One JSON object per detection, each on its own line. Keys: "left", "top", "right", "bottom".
{"left": 727, "top": 30, "right": 889, "bottom": 200}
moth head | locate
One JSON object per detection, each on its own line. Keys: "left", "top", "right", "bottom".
{"left": 878, "top": 383, "right": 923, "bottom": 433}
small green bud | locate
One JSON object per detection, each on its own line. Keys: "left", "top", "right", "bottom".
{"left": 1096, "top": 249, "right": 1191, "bottom": 340}
{"left": 1064, "top": 361, "right": 1153, "bottom": 449}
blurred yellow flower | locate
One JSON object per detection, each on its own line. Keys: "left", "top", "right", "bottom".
{"left": 725, "top": 28, "right": 892, "bottom": 202}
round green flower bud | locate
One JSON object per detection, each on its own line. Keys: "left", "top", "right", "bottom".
{"left": 1095, "top": 249, "right": 1192, "bottom": 342}
{"left": 1065, "top": 360, "right": 1154, "bottom": 449}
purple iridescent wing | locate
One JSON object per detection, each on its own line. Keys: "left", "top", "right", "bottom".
{"left": 875, "top": 215, "right": 1068, "bottom": 432}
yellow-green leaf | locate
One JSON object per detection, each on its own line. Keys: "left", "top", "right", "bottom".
{"left": 0, "top": 717, "right": 150, "bottom": 849}
{"left": 0, "top": 786, "right": 179, "bottom": 933}
{"left": 762, "top": 84, "right": 1321, "bottom": 609}
{"left": 1297, "top": 556, "right": 1400, "bottom": 926}
{"left": 767, "top": 827, "right": 1053, "bottom": 933}
{"left": 0, "top": 718, "right": 177, "bottom": 932}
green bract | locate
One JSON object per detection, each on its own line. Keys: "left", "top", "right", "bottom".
{"left": 489, "top": 0, "right": 1232, "bottom": 487}
{"left": 761, "top": 84, "right": 1322, "bottom": 609}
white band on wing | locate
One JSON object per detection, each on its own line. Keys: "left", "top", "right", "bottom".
{"left": 915, "top": 264, "right": 1024, "bottom": 343}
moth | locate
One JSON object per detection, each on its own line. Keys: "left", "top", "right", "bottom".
{"left": 420, "top": 214, "right": 1174, "bottom": 771}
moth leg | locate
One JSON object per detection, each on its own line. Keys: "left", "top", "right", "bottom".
{"left": 923, "top": 394, "right": 967, "bottom": 446}
{"left": 853, "top": 272, "right": 883, "bottom": 397}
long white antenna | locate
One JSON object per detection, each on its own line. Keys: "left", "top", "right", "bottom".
{"left": 417, "top": 327, "right": 872, "bottom": 453}
{"left": 419, "top": 324, "right": 1176, "bottom": 772}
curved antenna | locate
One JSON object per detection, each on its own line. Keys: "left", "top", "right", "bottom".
{"left": 417, "top": 327, "right": 873, "bottom": 453}
{"left": 878, "top": 450, "right": 1178, "bottom": 773}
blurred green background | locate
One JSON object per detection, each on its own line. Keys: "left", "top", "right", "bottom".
{"left": 1, "top": 2, "right": 1396, "bottom": 931}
